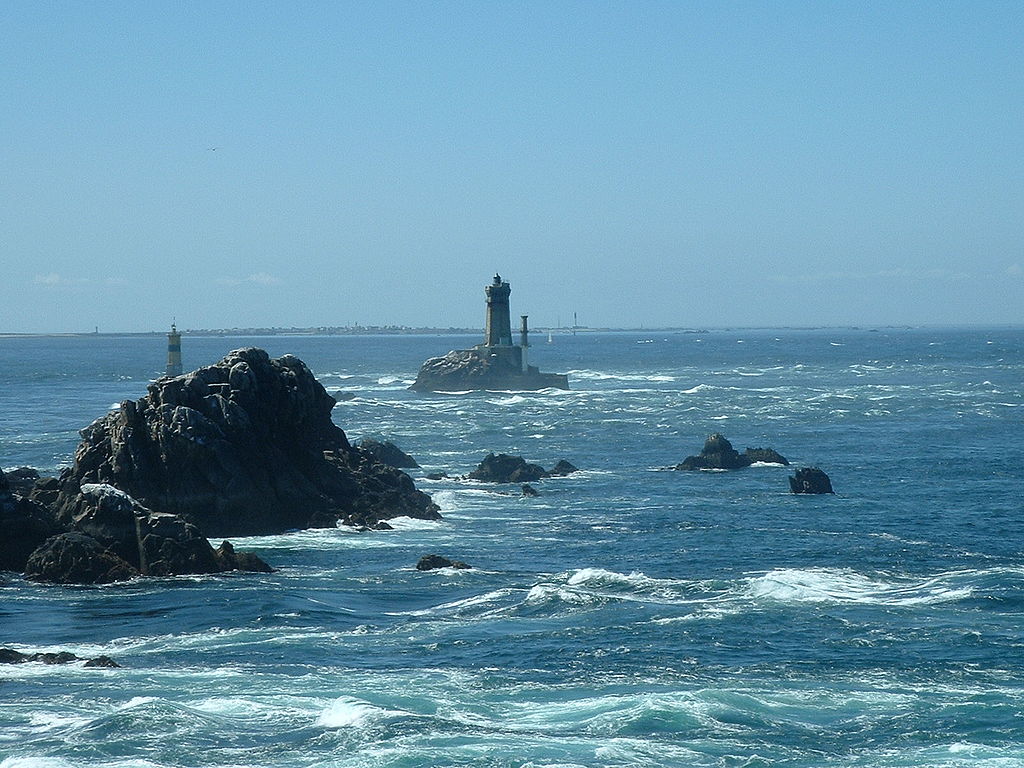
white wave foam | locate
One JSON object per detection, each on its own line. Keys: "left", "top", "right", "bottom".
{"left": 566, "top": 567, "right": 651, "bottom": 589}
{"left": 384, "top": 515, "right": 447, "bottom": 531}
{"left": 316, "top": 696, "right": 387, "bottom": 728}
{"left": 0, "top": 759, "right": 74, "bottom": 768}
{"left": 745, "top": 568, "right": 973, "bottom": 606}
{"left": 681, "top": 384, "right": 711, "bottom": 394}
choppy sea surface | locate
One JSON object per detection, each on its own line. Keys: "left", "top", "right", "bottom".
{"left": 1, "top": 328, "right": 1022, "bottom": 768}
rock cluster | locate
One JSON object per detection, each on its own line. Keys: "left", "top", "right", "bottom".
{"left": 2, "top": 348, "right": 443, "bottom": 585}
{"left": 0, "top": 648, "right": 119, "bottom": 667}
{"left": 674, "top": 434, "right": 789, "bottom": 470}
{"left": 56, "top": 348, "right": 440, "bottom": 536}
{"left": 467, "top": 454, "right": 578, "bottom": 483}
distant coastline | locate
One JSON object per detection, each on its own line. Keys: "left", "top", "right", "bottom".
{"left": 1, "top": 323, "right": 1019, "bottom": 339}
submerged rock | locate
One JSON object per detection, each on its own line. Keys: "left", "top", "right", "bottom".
{"left": 674, "top": 434, "right": 789, "bottom": 471}
{"left": 0, "top": 648, "right": 120, "bottom": 667}
{"left": 789, "top": 467, "right": 835, "bottom": 494}
{"left": 416, "top": 554, "right": 471, "bottom": 571}
{"left": 521, "top": 484, "right": 540, "bottom": 497}
{"left": 55, "top": 348, "right": 440, "bottom": 536}
{"left": 358, "top": 438, "right": 420, "bottom": 469}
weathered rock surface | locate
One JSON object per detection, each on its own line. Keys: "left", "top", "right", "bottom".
{"left": 409, "top": 348, "right": 569, "bottom": 392}
{"left": 521, "top": 484, "right": 539, "bottom": 497}
{"left": 674, "top": 434, "right": 788, "bottom": 470}
{"left": 55, "top": 348, "right": 440, "bottom": 536}
{"left": 789, "top": 467, "right": 835, "bottom": 494}
{"left": 24, "top": 532, "right": 139, "bottom": 584}
{"left": 0, "top": 469, "right": 63, "bottom": 573}
{"left": 416, "top": 554, "right": 471, "bottom": 571}
{"left": 466, "top": 453, "right": 579, "bottom": 483}
{"left": 0, "top": 648, "right": 120, "bottom": 667}
{"left": 358, "top": 438, "right": 420, "bottom": 469}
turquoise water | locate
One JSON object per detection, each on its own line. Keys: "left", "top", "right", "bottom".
{"left": 1, "top": 328, "right": 1022, "bottom": 767}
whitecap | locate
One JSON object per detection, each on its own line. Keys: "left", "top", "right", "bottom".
{"left": 316, "top": 696, "right": 390, "bottom": 728}
{"left": 744, "top": 568, "right": 973, "bottom": 606}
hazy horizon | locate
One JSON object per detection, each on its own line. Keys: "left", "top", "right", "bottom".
{"left": 2, "top": 2, "right": 1021, "bottom": 333}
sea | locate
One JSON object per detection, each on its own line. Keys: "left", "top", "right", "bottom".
{"left": 0, "top": 327, "right": 1022, "bottom": 768}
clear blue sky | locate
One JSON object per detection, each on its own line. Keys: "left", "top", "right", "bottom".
{"left": 2, "top": 1, "right": 1021, "bottom": 332}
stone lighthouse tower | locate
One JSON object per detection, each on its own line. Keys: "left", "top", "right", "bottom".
{"left": 483, "top": 274, "right": 513, "bottom": 347}
{"left": 166, "top": 323, "right": 183, "bottom": 377}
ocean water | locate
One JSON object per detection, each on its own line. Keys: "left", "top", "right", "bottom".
{"left": 1, "top": 327, "right": 1022, "bottom": 768}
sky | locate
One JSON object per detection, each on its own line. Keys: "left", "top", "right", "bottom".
{"left": 1, "top": 1, "right": 1021, "bottom": 332}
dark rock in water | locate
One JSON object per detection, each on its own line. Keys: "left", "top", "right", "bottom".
{"left": 0, "top": 469, "right": 63, "bottom": 573}
{"left": 84, "top": 655, "right": 121, "bottom": 668}
{"left": 673, "top": 435, "right": 789, "bottom": 471}
{"left": 214, "top": 540, "right": 274, "bottom": 573}
{"left": 468, "top": 453, "right": 549, "bottom": 483}
{"left": 521, "top": 484, "right": 539, "bottom": 497}
{"left": 744, "top": 447, "right": 790, "bottom": 466}
{"left": 548, "top": 460, "right": 579, "bottom": 477}
{"left": 674, "top": 433, "right": 752, "bottom": 470}
{"left": 0, "top": 648, "right": 120, "bottom": 667}
{"left": 410, "top": 348, "right": 569, "bottom": 392}
{"left": 55, "top": 347, "right": 439, "bottom": 536}
{"left": 416, "top": 554, "right": 471, "bottom": 571}
{"left": 425, "top": 472, "right": 449, "bottom": 481}
{"left": 358, "top": 438, "right": 420, "bottom": 469}
{"left": 467, "top": 454, "right": 581, "bottom": 483}
{"left": 24, "top": 532, "right": 139, "bottom": 585}
{"left": 789, "top": 467, "right": 835, "bottom": 494}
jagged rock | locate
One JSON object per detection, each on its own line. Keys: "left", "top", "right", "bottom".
{"left": 410, "top": 348, "right": 569, "bottom": 392}
{"left": 521, "top": 484, "right": 539, "bottom": 497}
{"left": 55, "top": 348, "right": 440, "bottom": 536}
{"left": 674, "top": 434, "right": 751, "bottom": 470}
{"left": 789, "top": 467, "right": 835, "bottom": 494}
{"left": 468, "top": 454, "right": 549, "bottom": 483}
{"left": 358, "top": 438, "right": 420, "bottom": 469}
{"left": 744, "top": 448, "right": 790, "bottom": 465}
{"left": 0, "top": 648, "right": 120, "bottom": 667}
{"left": 548, "top": 460, "right": 579, "bottom": 476}
{"left": 416, "top": 554, "right": 471, "bottom": 571}
{"left": 425, "top": 472, "right": 449, "bottom": 481}
{"left": 0, "top": 469, "right": 63, "bottom": 572}
{"left": 674, "top": 434, "right": 788, "bottom": 471}
{"left": 23, "top": 484, "right": 271, "bottom": 584}
{"left": 24, "top": 532, "right": 139, "bottom": 585}
{"left": 214, "top": 540, "right": 274, "bottom": 573}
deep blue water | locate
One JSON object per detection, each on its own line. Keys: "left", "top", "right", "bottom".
{"left": 1, "top": 328, "right": 1022, "bottom": 768}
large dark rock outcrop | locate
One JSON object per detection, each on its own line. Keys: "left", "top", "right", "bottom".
{"left": 358, "top": 438, "right": 420, "bottom": 469}
{"left": 789, "top": 467, "right": 835, "bottom": 494}
{"left": 467, "top": 453, "right": 579, "bottom": 483}
{"left": 55, "top": 348, "right": 440, "bottom": 536}
{"left": 24, "top": 484, "right": 272, "bottom": 584}
{"left": 409, "top": 348, "right": 569, "bottom": 392}
{"left": 674, "top": 434, "right": 788, "bottom": 471}
{"left": 0, "top": 469, "right": 63, "bottom": 573}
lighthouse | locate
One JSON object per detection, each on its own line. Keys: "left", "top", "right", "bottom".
{"left": 483, "top": 274, "right": 513, "bottom": 347}
{"left": 520, "top": 315, "right": 530, "bottom": 372}
{"left": 166, "top": 323, "right": 183, "bottom": 377}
